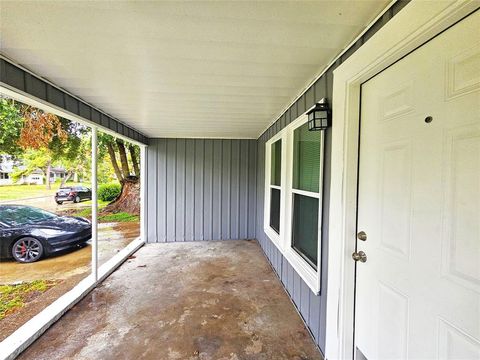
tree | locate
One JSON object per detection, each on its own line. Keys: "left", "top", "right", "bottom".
{"left": 98, "top": 133, "right": 140, "bottom": 214}
{"left": 11, "top": 148, "right": 50, "bottom": 183}
{"left": 15, "top": 106, "right": 74, "bottom": 189}
{"left": 0, "top": 98, "right": 23, "bottom": 156}
{"left": 59, "top": 135, "right": 91, "bottom": 186}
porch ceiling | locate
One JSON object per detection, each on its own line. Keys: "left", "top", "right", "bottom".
{"left": 0, "top": 1, "right": 389, "bottom": 138}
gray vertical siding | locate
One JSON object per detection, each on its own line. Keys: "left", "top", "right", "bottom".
{"left": 144, "top": 1, "right": 409, "bottom": 355}
{"left": 254, "top": 2, "right": 409, "bottom": 354}
{"left": 146, "top": 138, "right": 257, "bottom": 243}
{"left": 256, "top": 133, "right": 329, "bottom": 351}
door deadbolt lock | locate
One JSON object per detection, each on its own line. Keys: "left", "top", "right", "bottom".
{"left": 357, "top": 231, "right": 367, "bottom": 241}
{"left": 352, "top": 251, "right": 367, "bottom": 263}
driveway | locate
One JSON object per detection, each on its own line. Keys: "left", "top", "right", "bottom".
{"left": 0, "top": 222, "right": 139, "bottom": 284}
{"left": 0, "top": 194, "right": 88, "bottom": 213}
{"left": 0, "top": 222, "right": 140, "bottom": 341}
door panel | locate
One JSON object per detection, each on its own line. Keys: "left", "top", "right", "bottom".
{"left": 356, "top": 11, "right": 480, "bottom": 360}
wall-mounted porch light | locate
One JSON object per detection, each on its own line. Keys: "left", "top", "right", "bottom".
{"left": 307, "top": 98, "right": 331, "bottom": 131}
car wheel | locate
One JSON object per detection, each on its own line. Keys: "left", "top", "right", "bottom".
{"left": 56, "top": 201, "right": 63, "bottom": 205}
{"left": 74, "top": 196, "right": 81, "bottom": 203}
{"left": 12, "top": 237, "right": 44, "bottom": 263}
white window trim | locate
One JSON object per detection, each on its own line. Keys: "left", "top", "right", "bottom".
{"left": 264, "top": 114, "right": 324, "bottom": 294}
{"left": 264, "top": 131, "right": 286, "bottom": 248}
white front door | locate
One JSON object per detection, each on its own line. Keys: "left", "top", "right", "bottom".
{"left": 355, "top": 11, "right": 480, "bottom": 360}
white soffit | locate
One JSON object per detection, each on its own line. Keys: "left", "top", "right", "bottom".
{"left": 0, "top": 1, "right": 390, "bottom": 138}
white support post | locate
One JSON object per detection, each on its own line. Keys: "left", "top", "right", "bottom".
{"left": 140, "top": 145, "right": 147, "bottom": 243}
{"left": 91, "top": 126, "right": 98, "bottom": 281}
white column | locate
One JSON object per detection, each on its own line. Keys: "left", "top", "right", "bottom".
{"left": 91, "top": 126, "right": 98, "bottom": 281}
{"left": 140, "top": 145, "right": 147, "bottom": 243}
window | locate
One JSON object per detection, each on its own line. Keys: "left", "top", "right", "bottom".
{"left": 269, "top": 139, "right": 282, "bottom": 233}
{"left": 291, "top": 122, "right": 321, "bottom": 269}
{"left": 264, "top": 114, "right": 324, "bottom": 294}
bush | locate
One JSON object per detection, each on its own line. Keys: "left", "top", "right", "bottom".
{"left": 98, "top": 182, "right": 121, "bottom": 202}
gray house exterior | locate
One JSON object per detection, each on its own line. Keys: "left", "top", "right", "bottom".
{"left": 140, "top": 1, "right": 411, "bottom": 352}
{"left": 146, "top": 138, "right": 257, "bottom": 243}
{"left": 1, "top": 1, "right": 479, "bottom": 359}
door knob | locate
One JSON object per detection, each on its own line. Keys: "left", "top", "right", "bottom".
{"left": 357, "top": 231, "right": 367, "bottom": 241}
{"left": 352, "top": 251, "right": 367, "bottom": 263}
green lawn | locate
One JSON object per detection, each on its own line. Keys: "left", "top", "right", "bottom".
{"left": 99, "top": 212, "right": 139, "bottom": 223}
{"left": 67, "top": 201, "right": 138, "bottom": 223}
{"left": 71, "top": 199, "right": 109, "bottom": 217}
{"left": 0, "top": 183, "right": 90, "bottom": 202}
{"left": 0, "top": 184, "right": 56, "bottom": 202}
{"left": 0, "top": 280, "right": 58, "bottom": 320}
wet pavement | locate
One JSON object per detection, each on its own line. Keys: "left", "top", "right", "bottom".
{"left": 0, "top": 222, "right": 139, "bottom": 341}
{"left": 18, "top": 240, "right": 322, "bottom": 360}
{"left": 0, "top": 222, "right": 140, "bottom": 284}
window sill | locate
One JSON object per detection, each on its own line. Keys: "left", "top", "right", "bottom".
{"left": 264, "top": 226, "right": 282, "bottom": 251}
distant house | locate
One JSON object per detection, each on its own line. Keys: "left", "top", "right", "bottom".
{"left": 19, "top": 169, "right": 44, "bottom": 185}
{"left": 0, "top": 158, "right": 45, "bottom": 186}
{"left": 49, "top": 167, "right": 67, "bottom": 183}
{"left": 0, "top": 156, "right": 71, "bottom": 186}
{"left": 0, "top": 162, "right": 12, "bottom": 185}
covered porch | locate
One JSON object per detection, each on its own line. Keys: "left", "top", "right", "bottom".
{"left": 1, "top": 1, "right": 478, "bottom": 359}
{"left": 17, "top": 240, "right": 321, "bottom": 360}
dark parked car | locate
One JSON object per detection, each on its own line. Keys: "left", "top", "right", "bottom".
{"left": 0, "top": 205, "right": 91, "bottom": 263}
{"left": 55, "top": 185, "right": 92, "bottom": 204}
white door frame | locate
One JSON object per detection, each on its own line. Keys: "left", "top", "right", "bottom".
{"left": 324, "top": 1, "right": 480, "bottom": 359}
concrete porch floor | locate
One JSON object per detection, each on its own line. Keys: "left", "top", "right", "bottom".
{"left": 18, "top": 240, "right": 322, "bottom": 360}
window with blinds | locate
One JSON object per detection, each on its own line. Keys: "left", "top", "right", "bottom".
{"left": 291, "top": 122, "right": 321, "bottom": 269}
{"left": 263, "top": 114, "right": 324, "bottom": 293}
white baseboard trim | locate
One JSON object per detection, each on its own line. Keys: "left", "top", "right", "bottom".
{"left": 0, "top": 238, "right": 145, "bottom": 360}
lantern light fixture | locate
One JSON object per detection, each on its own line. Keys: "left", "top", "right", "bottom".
{"left": 307, "top": 98, "right": 331, "bottom": 131}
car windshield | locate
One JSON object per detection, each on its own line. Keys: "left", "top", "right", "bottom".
{"left": 0, "top": 206, "right": 58, "bottom": 226}
{"left": 59, "top": 187, "right": 72, "bottom": 191}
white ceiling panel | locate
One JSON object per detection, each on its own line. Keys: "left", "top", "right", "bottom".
{"left": 0, "top": 1, "right": 390, "bottom": 138}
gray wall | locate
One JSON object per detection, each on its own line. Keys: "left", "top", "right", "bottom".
{"left": 142, "top": 1, "right": 410, "bottom": 355}
{"left": 146, "top": 138, "right": 257, "bottom": 242}
{"left": 256, "top": 128, "right": 330, "bottom": 352}
{"left": 254, "top": 1, "right": 410, "bottom": 354}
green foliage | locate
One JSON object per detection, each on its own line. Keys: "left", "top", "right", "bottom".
{"left": 10, "top": 148, "right": 50, "bottom": 182}
{"left": 1, "top": 96, "right": 139, "bottom": 197}
{"left": 98, "top": 182, "right": 121, "bottom": 202}
{"left": 0, "top": 98, "right": 23, "bottom": 156}
{"left": 99, "top": 212, "right": 139, "bottom": 223}
{"left": 56, "top": 133, "right": 92, "bottom": 184}
{"left": 71, "top": 200, "right": 108, "bottom": 217}
{"left": 98, "top": 157, "right": 116, "bottom": 183}
{"left": 98, "top": 131, "right": 141, "bottom": 178}
{"left": 0, "top": 184, "right": 55, "bottom": 201}
{"left": 0, "top": 280, "right": 57, "bottom": 320}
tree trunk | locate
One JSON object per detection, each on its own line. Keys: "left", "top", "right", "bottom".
{"left": 106, "top": 142, "right": 124, "bottom": 182}
{"left": 116, "top": 139, "right": 130, "bottom": 177}
{"left": 105, "top": 176, "right": 140, "bottom": 214}
{"left": 129, "top": 145, "right": 140, "bottom": 177}
{"left": 46, "top": 161, "right": 51, "bottom": 190}
{"left": 61, "top": 171, "right": 73, "bottom": 187}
